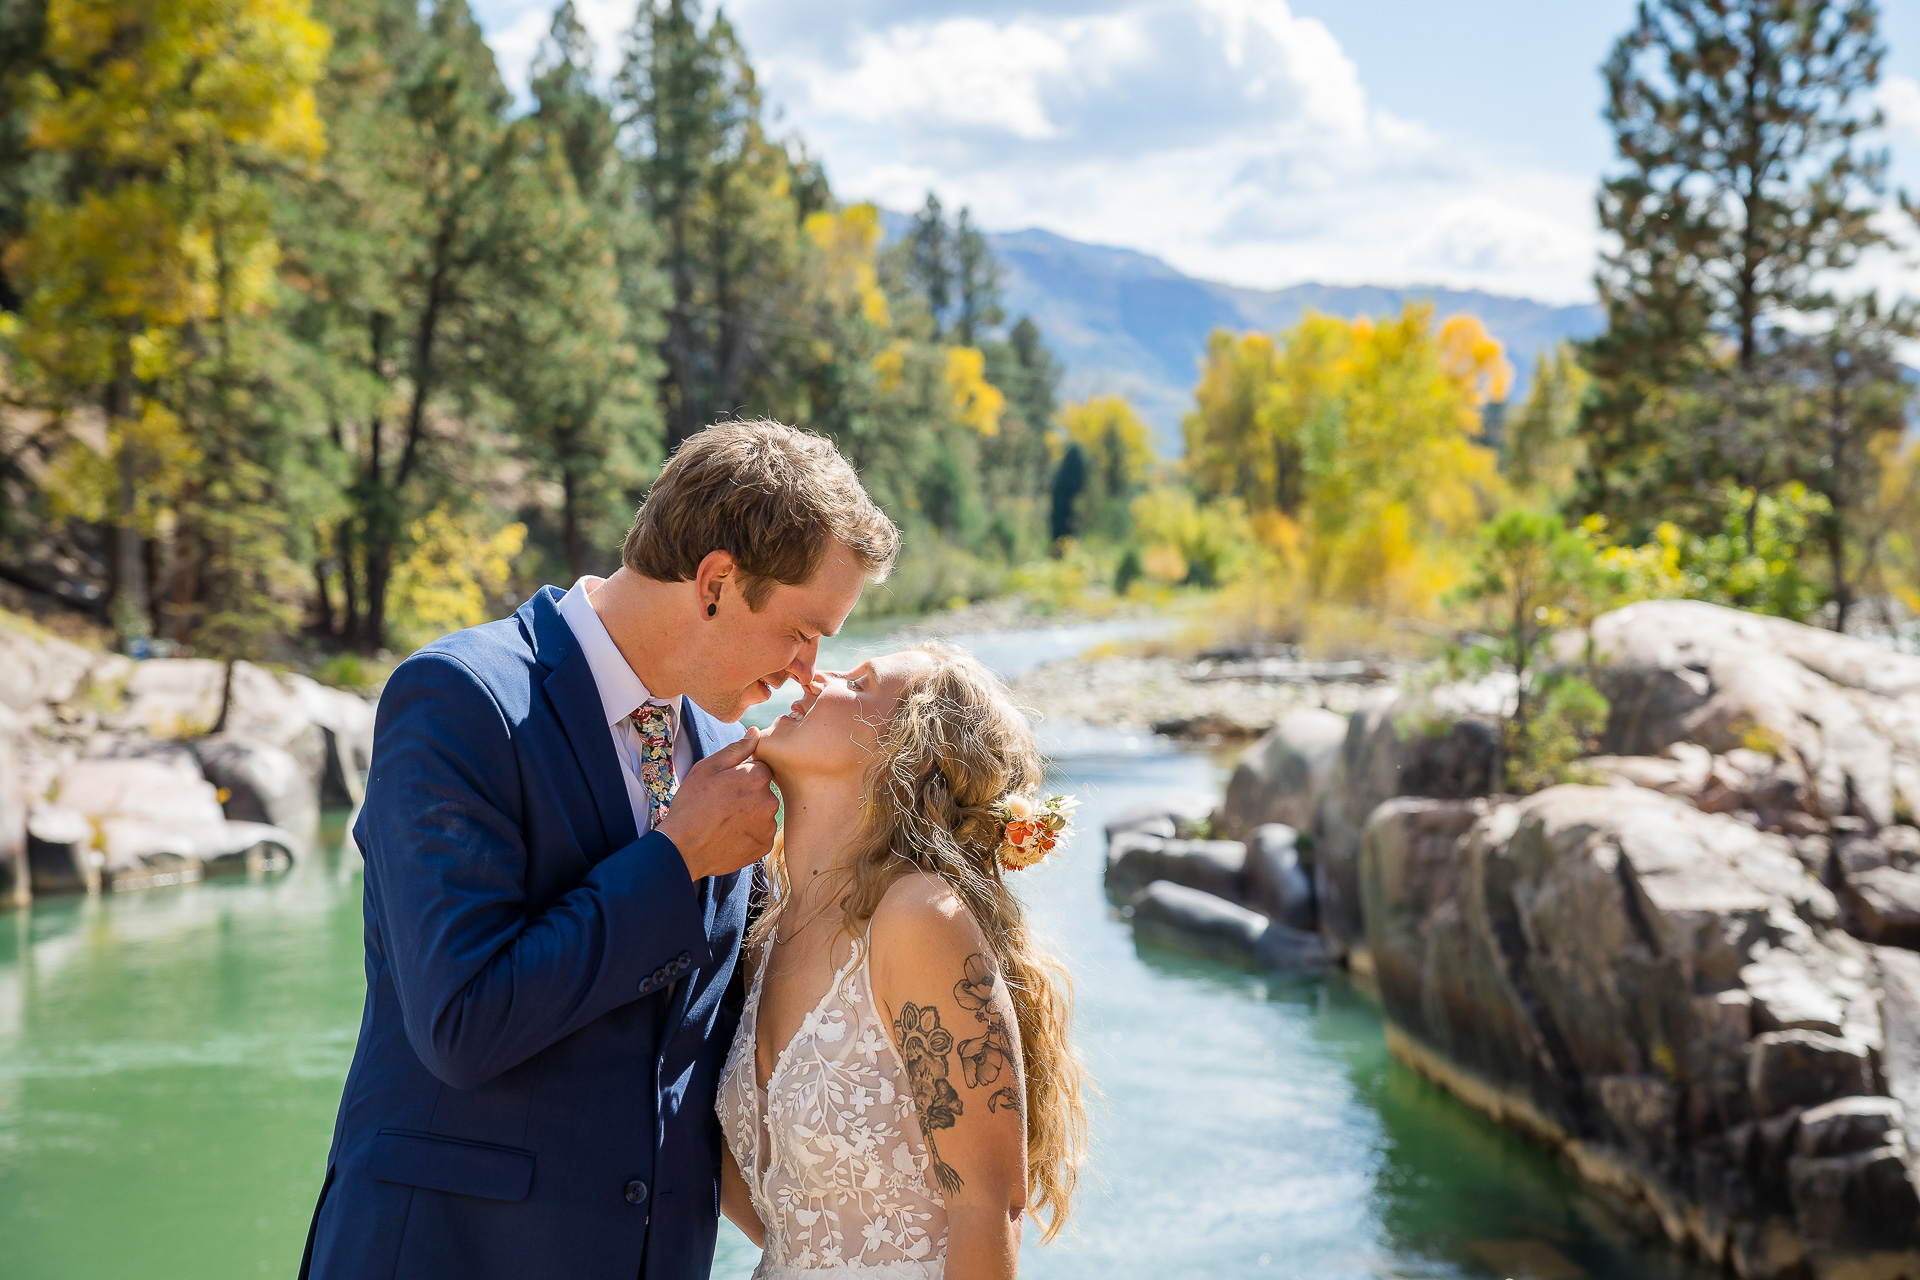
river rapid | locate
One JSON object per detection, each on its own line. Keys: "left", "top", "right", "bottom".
{"left": 0, "top": 620, "right": 1717, "bottom": 1279}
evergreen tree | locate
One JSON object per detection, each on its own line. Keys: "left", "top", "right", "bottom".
{"left": 952, "top": 207, "right": 1002, "bottom": 347}
{"left": 907, "top": 192, "right": 950, "bottom": 338}
{"left": 1580, "top": 0, "right": 1889, "bottom": 534}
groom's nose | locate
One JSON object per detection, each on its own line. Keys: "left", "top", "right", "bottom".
{"left": 784, "top": 637, "right": 819, "bottom": 687}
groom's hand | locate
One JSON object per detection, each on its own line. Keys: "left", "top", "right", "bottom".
{"left": 658, "top": 727, "right": 778, "bottom": 881}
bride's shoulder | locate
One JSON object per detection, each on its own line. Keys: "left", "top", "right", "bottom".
{"left": 866, "top": 873, "right": 988, "bottom": 994}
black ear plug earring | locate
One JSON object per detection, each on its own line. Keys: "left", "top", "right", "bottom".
{"left": 707, "top": 603, "right": 717, "bottom": 617}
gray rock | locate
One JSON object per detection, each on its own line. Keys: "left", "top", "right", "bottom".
{"left": 1312, "top": 687, "right": 1503, "bottom": 957}
{"left": 193, "top": 737, "right": 318, "bottom": 846}
{"left": 289, "top": 674, "right": 375, "bottom": 807}
{"left": 1255, "top": 921, "right": 1336, "bottom": 970}
{"left": 1357, "top": 782, "right": 1909, "bottom": 1266}
{"left": 1787, "top": 1144, "right": 1920, "bottom": 1252}
{"left": 1127, "top": 880, "right": 1267, "bottom": 966}
{"left": 1215, "top": 708, "right": 1348, "bottom": 840}
{"left": 112, "top": 660, "right": 328, "bottom": 791}
{"left": 1102, "top": 795, "right": 1216, "bottom": 845}
{"left": 1875, "top": 946, "right": 1920, "bottom": 1146}
{"left": 0, "top": 703, "right": 24, "bottom": 905}
{"left": 1105, "top": 833, "right": 1246, "bottom": 904}
{"left": 1796, "top": 1096, "right": 1903, "bottom": 1158}
{"left": 1845, "top": 866, "right": 1920, "bottom": 949}
{"left": 1585, "top": 598, "right": 1920, "bottom": 826}
{"left": 0, "top": 619, "right": 95, "bottom": 714}
{"left": 50, "top": 755, "right": 294, "bottom": 889}
{"left": 1749, "top": 1031, "right": 1878, "bottom": 1118}
{"left": 198, "top": 820, "right": 297, "bottom": 877}
{"left": 1245, "top": 824, "right": 1315, "bottom": 931}
{"left": 26, "top": 804, "right": 94, "bottom": 895}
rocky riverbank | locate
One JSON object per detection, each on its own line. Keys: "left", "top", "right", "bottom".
{"left": 1103, "top": 599, "right": 1920, "bottom": 1280}
{"left": 1011, "top": 652, "right": 1390, "bottom": 740}
{"left": 0, "top": 612, "right": 374, "bottom": 902}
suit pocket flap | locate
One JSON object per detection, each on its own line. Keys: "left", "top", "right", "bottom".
{"left": 368, "top": 1129, "right": 535, "bottom": 1202}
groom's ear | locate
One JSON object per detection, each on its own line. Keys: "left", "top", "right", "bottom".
{"left": 692, "top": 549, "right": 738, "bottom": 617}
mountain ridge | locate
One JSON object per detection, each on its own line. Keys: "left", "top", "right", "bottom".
{"left": 985, "top": 226, "right": 1604, "bottom": 447}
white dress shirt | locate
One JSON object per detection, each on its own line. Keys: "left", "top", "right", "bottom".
{"left": 555, "top": 576, "right": 694, "bottom": 838}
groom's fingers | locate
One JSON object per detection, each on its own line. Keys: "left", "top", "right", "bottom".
{"left": 658, "top": 726, "right": 778, "bottom": 881}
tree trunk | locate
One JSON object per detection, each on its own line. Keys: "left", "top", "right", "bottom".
{"left": 211, "top": 657, "right": 236, "bottom": 735}
{"left": 561, "top": 466, "right": 582, "bottom": 582}
{"left": 107, "top": 335, "right": 148, "bottom": 650}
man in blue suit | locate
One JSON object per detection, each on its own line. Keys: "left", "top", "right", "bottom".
{"left": 301, "top": 421, "right": 900, "bottom": 1280}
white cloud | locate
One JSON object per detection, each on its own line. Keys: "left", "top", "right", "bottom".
{"left": 480, "top": 0, "right": 1606, "bottom": 301}
{"left": 1881, "top": 74, "right": 1920, "bottom": 141}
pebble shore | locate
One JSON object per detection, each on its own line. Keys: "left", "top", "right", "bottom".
{"left": 1009, "top": 653, "right": 1383, "bottom": 738}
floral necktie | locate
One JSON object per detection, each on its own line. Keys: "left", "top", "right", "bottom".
{"left": 629, "top": 703, "right": 678, "bottom": 830}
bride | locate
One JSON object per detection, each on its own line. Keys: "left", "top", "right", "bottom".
{"left": 717, "top": 643, "right": 1089, "bottom": 1279}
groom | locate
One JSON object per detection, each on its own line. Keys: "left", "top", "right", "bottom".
{"left": 301, "top": 421, "right": 899, "bottom": 1280}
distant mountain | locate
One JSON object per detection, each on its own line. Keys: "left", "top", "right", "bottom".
{"left": 985, "top": 228, "right": 1604, "bottom": 449}
{"left": 877, "top": 213, "right": 1604, "bottom": 449}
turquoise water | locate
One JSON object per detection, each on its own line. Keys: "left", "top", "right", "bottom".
{"left": 0, "top": 623, "right": 1717, "bottom": 1279}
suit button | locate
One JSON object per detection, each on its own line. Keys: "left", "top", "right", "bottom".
{"left": 625, "top": 1179, "right": 649, "bottom": 1205}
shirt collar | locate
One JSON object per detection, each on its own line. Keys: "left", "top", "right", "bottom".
{"left": 555, "top": 576, "right": 676, "bottom": 731}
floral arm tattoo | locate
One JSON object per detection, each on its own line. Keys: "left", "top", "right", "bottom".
{"left": 953, "top": 953, "right": 1021, "bottom": 1115}
{"left": 894, "top": 1002, "right": 966, "bottom": 1196}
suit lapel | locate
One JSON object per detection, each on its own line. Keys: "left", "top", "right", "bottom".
{"left": 523, "top": 588, "right": 638, "bottom": 861}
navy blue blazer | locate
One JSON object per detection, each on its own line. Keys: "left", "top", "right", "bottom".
{"left": 301, "top": 586, "right": 753, "bottom": 1280}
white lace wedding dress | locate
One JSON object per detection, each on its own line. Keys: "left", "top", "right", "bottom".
{"left": 717, "top": 931, "right": 948, "bottom": 1279}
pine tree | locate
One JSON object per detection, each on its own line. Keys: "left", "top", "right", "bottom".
{"left": 952, "top": 208, "right": 1002, "bottom": 346}
{"left": 907, "top": 192, "right": 950, "bottom": 338}
{"left": 1579, "top": 0, "right": 1889, "bottom": 534}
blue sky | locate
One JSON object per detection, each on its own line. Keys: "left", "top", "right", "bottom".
{"left": 473, "top": 0, "right": 1920, "bottom": 305}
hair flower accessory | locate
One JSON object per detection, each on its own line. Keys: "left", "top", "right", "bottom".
{"left": 993, "top": 793, "right": 1079, "bottom": 872}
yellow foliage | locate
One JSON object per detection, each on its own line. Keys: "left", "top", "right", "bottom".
{"left": 44, "top": 400, "right": 198, "bottom": 528}
{"left": 1061, "top": 395, "right": 1156, "bottom": 477}
{"left": 387, "top": 510, "right": 527, "bottom": 653}
{"left": 872, "top": 341, "right": 908, "bottom": 394}
{"left": 1439, "top": 313, "right": 1515, "bottom": 405}
{"left": 1184, "top": 304, "right": 1505, "bottom": 617}
{"left": 943, "top": 346, "right": 1005, "bottom": 437}
{"left": 804, "top": 203, "right": 890, "bottom": 329}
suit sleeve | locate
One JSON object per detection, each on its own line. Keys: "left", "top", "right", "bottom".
{"left": 360, "top": 650, "right": 711, "bottom": 1090}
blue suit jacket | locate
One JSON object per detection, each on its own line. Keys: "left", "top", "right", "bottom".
{"left": 301, "top": 587, "right": 753, "bottom": 1280}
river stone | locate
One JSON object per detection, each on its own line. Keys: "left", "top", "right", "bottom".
{"left": 1245, "top": 824, "right": 1315, "bottom": 931}
{"left": 1585, "top": 598, "right": 1920, "bottom": 826}
{"left": 194, "top": 737, "right": 318, "bottom": 845}
{"left": 1843, "top": 866, "right": 1920, "bottom": 949}
{"left": 1105, "top": 833, "right": 1246, "bottom": 905}
{"left": 1127, "top": 880, "right": 1267, "bottom": 965}
{"left": 1787, "top": 1144, "right": 1920, "bottom": 1255}
{"left": 1102, "top": 795, "right": 1216, "bottom": 844}
{"left": 1313, "top": 686, "right": 1503, "bottom": 957}
{"left": 1215, "top": 708, "right": 1348, "bottom": 840}
{"left": 26, "top": 804, "right": 93, "bottom": 895}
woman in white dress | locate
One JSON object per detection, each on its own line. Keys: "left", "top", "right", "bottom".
{"left": 716, "top": 643, "right": 1089, "bottom": 1280}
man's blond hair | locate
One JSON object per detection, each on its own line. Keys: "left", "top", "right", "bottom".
{"left": 622, "top": 420, "right": 899, "bottom": 608}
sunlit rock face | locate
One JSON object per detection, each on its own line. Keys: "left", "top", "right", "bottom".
{"left": 1363, "top": 786, "right": 1920, "bottom": 1278}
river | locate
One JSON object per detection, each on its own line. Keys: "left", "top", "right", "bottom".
{"left": 0, "top": 620, "right": 1717, "bottom": 1280}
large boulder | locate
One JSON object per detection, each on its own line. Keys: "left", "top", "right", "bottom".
{"left": 110, "top": 660, "right": 328, "bottom": 789}
{"left": 1843, "top": 867, "right": 1920, "bottom": 950}
{"left": 0, "top": 703, "right": 24, "bottom": 904}
{"left": 0, "top": 616, "right": 96, "bottom": 714}
{"left": 1313, "top": 686, "right": 1504, "bottom": 959}
{"left": 194, "top": 737, "right": 319, "bottom": 845}
{"left": 1215, "top": 708, "right": 1348, "bottom": 840}
{"left": 1586, "top": 599, "right": 1920, "bottom": 827}
{"left": 1126, "top": 879, "right": 1333, "bottom": 971}
{"left": 1244, "top": 823, "right": 1315, "bottom": 931}
{"left": 1105, "top": 833, "right": 1246, "bottom": 904}
{"left": 1102, "top": 795, "right": 1217, "bottom": 844}
{"left": 1361, "top": 783, "right": 1920, "bottom": 1274}
{"left": 49, "top": 754, "right": 296, "bottom": 890}
{"left": 288, "top": 674, "right": 375, "bottom": 807}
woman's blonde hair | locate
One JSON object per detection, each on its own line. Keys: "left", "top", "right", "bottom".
{"left": 754, "top": 641, "right": 1089, "bottom": 1240}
